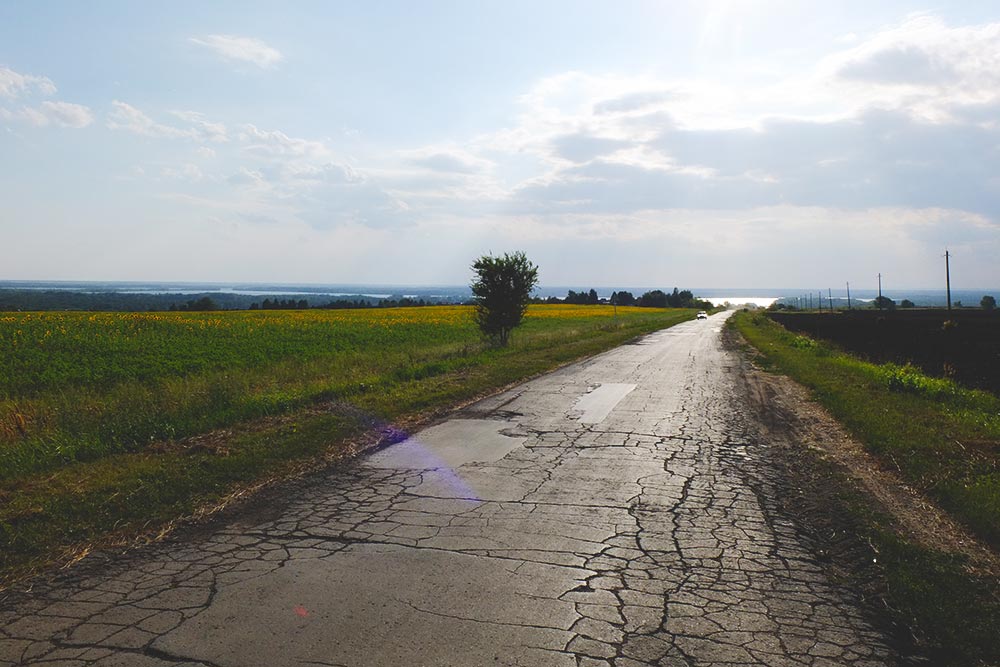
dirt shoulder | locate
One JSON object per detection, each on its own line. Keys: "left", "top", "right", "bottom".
{"left": 729, "top": 328, "right": 1000, "bottom": 578}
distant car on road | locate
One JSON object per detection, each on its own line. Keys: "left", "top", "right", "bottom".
{"left": 697, "top": 311, "right": 709, "bottom": 319}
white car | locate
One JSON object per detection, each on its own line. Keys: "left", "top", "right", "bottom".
{"left": 696, "top": 311, "right": 709, "bottom": 320}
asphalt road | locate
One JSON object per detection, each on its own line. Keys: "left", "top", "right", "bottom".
{"left": 0, "top": 312, "right": 894, "bottom": 666}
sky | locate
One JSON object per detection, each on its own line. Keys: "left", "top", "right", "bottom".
{"left": 2, "top": 1, "right": 999, "bottom": 289}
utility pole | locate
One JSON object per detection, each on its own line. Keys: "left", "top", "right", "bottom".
{"left": 846, "top": 282, "right": 852, "bottom": 310}
{"left": 828, "top": 288, "right": 833, "bottom": 311}
{"left": 819, "top": 291, "right": 823, "bottom": 312}
{"left": 945, "top": 250, "right": 952, "bottom": 313}
{"left": 878, "top": 273, "right": 883, "bottom": 310}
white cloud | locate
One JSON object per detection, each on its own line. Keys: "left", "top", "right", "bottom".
{"left": 169, "top": 110, "right": 229, "bottom": 142}
{"left": 548, "top": 133, "right": 630, "bottom": 163}
{"left": 11, "top": 13, "right": 1000, "bottom": 287}
{"left": 290, "top": 162, "right": 363, "bottom": 184}
{"left": 189, "top": 35, "right": 284, "bottom": 68}
{"left": 593, "top": 91, "right": 676, "bottom": 115}
{"left": 161, "top": 163, "right": 203, "bottom": 181}
{"left": 0, "top": 65, "right": 56, "bottom": 98}
{"left": 238, "top": 124, "right": 329, "bottom": 158}
{"left": 223, "top": 157, "right": 409, "bottom": 229}
{"left": 105, "top": 103, "right": 392, "bottom": 230}
{"left": 108, "top": 101, "right": 193, "bottom": 138}
{"left": 471, "top": 15, "right": 1000, "bottom": 168}
{"left": 403, "top": 148, "right": 494, "bottom": 174}
{"left": 0, "top": 66, "right": 91, "bottom": 129}
{"left": 0, "top": 106, "right": 44, "bottom": 126}
{"left": 838, "top": 43, "right": 957, "bottom": 85}
{"left": 38, "top": 101, "right": 93, "bottom": 128}
{"left": 821, "top": 16, "right": 1000, "bottom": 117}
{"left": 0, "top": 101, "right": 94, "bottom": 128}
{"left": 425, "top": 14, "right": 1000, "bottom": 231}
{"left": 107, "top": 101, "right": 228, "bottom": 142}
{"left": 227, "top": 167, "right": 267, "bottom": 187}
{"left": 91, "top": 13, "right": 1000, "bottom": 267}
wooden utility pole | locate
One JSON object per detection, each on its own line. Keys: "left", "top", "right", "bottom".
{"left": 846, "top": 282, "right": 852, "bottom": 310}
{"left": 945, "top": 250, "right": 952, "bottom": 313}
{"left": 877, "top": 273, "right": 882, "bottom": 310}
{"left": 828, "top": 288, "right": 833, "bottom": 311}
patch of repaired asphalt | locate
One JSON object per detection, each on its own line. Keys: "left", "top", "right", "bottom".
{"left": 0, "top": 313, "right": 897, "bottom": 666}
{"left": 572, "top": 384, "right": 637, "bottom": 424}
{"left": 364, "top": 418, "right": 527, "bottom": 470}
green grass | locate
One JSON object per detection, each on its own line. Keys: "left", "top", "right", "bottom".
{"left": 730, "top": 311, "right": 1000, "bottom": 546}
{"left": 0, "top": 304, "right": 694, "bottom": 580}
{"left": 875, "top": 529, "right": 1000, "bottom": 665}
{"left": 731, "top": 311, "right": 1000, "bottom": 665}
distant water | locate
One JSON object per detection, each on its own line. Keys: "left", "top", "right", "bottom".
{"left": 0, "top": 281, "right": 995, "bottom": 308}
{"left": 703, "top": 296, "right": 779, "bottom": 308}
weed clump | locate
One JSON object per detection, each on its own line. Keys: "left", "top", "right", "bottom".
{"left": 789, "top": 335, "right": 817, "bottom": 350}
{"left": 879, "top": 363, "right": 958, "bottom": 399}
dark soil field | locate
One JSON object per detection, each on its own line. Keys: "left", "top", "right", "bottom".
{"left": 769, "top": 309, "right": 1000, "bottom": 394}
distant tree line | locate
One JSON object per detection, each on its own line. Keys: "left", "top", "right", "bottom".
{"left": 169, "top": 297, "right": 220, "bottom": 311}
{"left": 0, "top": 290, "right": 251, "bottom": 312}
{"left": 313, "top": 297, "right": 442, "bottom": 310}
{"left": 535, "top": 287, "right": 711, "bottom": 309}
{"left": 634, "top": 288, "right": 711, "bottom": 309}
{"left": 249, "top": 298, "right": 310, "bottom": 310}
{"left": 0, "top": 289, "right": 463, "bottom": 313}
{"left": 188, "top": 296, "right": 450, "bottom": 311}
{"left": 563, "top": 289, "right": 600, "bottom": 304}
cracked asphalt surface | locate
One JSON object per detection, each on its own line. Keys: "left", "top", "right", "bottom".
{"left": 0, "top": 311, "right": 896, "bottom": 666}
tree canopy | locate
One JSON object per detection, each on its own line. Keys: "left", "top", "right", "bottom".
{"left": 873, "top": 295, "right": 896, "bottom": 310}
{"left": 470, "top": 251, "right": 539, "bottom": 346}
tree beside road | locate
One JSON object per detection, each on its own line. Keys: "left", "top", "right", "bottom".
{"left": 470, "top": 251, "right": 539, "bottom": 346}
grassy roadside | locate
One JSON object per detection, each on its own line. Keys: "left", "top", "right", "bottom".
{"left": 730, "top": 311, "right": 1000, "bottom": 665}
{"left": 1, "top": 307, "right": 694, "bottom": 584}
